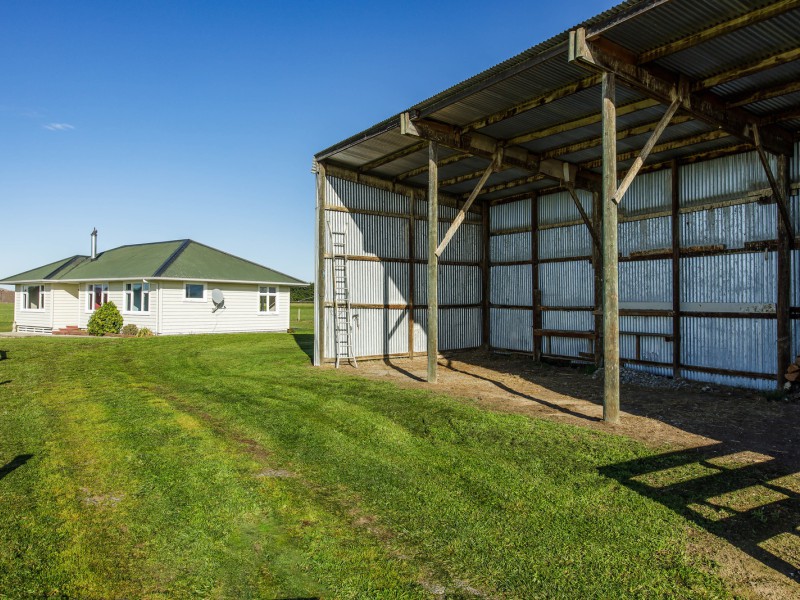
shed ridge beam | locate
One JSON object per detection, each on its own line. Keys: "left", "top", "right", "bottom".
{"left": 568, "top": 27, "right": 794, "bottom": 156}
{"left": 636, "top": 0, "right": 800, "bottom": 64}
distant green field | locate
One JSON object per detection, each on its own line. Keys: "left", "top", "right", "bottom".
{"left": 0, "top": 303, "right": 12, "bottom": 332}
{"left": 289, "top": 301, "right": 313, "bottom": 331}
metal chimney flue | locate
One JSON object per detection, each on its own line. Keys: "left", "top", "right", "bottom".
{"left": 91, "top": 228, "right": 98, "bottom": 260}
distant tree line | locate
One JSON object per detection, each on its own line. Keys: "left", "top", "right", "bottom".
{"left": 291, "top": 283, "right": 314, "bottom": 302}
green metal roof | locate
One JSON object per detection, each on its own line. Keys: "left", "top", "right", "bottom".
{"left": 1, "top": 240, "right": 307, "bottom": 285}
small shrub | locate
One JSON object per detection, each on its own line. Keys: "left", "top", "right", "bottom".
{"left": 87, "top": 302, "right": 123, "bottom": 336}
{"left": 137, "top": 327, "right": 154, "bottom": 337}
{"left": 121, "top": 323, "right": 139, "bottom": 337}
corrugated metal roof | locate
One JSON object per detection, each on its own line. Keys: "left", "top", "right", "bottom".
{"left": 1, "top": 241, "right": 307, "bottom": 285}
{"left": 315, "top": 0, "right": 800, "bottom": 204}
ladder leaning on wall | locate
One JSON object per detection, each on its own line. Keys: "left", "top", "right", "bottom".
{"left": 327, "top": 224, "right": 358, "bottom": 368}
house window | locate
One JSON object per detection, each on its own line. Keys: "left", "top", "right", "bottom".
{"left": 259, "top": 286, "right": 277, "bottom": 313}
{"left": 86, "top": 283, "right": 109, "bottom": 311}
{"left": 184, "top": 283, "right": 205, "bottom": 301}
{"left": 22, "top": 285, "right": 45, "bottom": 310}
{"left": 125, "top": 282, "right": 150, "bottom": 312}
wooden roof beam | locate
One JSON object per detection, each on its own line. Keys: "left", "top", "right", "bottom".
{"left": 568, "top": 27, "right": 794, "bottom": 156}
{"left": 400, "top": 112, "right": 599, "bottom": 190}
{"left": 360, "top": 141, "right": 426, "bottom": 172}
{"left": 394, "top": 151, "right": 469, "bottom": 182}
{"left": 727, "top": 79, "right": 800, "bottom": 107}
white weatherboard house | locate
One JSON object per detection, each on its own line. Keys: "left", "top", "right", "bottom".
{"left": 1, "top": 234, "right": 307, "bottom": 335}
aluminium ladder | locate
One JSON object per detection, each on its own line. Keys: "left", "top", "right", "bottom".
{"left": 328, "top": 226, "right": 358, "bottom": 368}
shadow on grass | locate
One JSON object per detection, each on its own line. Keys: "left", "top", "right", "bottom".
{"left": 0, "top": 350, "right": 7, "bottom": 360}
{"left": 0, "top": 454, "right": 33, "bottom": 481}
{"left": 291, "top": 334, "right": 314, "bottom": 362}
{"left": 0, "top": 380, "right": 10, "bottom": 385}
{"left": 601, "top": 444, "right": 800, "bottom": 580}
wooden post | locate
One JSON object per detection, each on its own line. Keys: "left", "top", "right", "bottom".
{"left": 408, "top": 195, "right": 416, "bottom": 358}
{"left": 602, "top": 72, "right": 620, "bottom": 424}
{"left": 777, "top": 154, "right": 791, "bottom": 387}
{"left": 481, "top": 201, "right": 490, "bottom": 349}
{"left": 314, "top": 162, "right": 327, "bottom": 366}
{"left": 670, "top": 159, "right": 682, "bottom": 379}
{"left": 531, "top": 194, "right": 542, "bottom": 360}
{"left": 428, "top": 141, "right": 439, "bottom": 383}
{"left": 592, "top": 190, "right": 603, "bottom": 366}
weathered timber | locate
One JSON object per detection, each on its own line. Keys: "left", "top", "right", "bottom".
{"left": 315, "top": 162, "right": 327, "bottom": 366}
{"left": 728, "top": 79, "right": 800, "bottom": 108}
{"left": 592, "top": 190, "right": 603, "bottom": 365}
{"left": 408, "top": 195, "right": 416, "bottom": 358}
{"left": 427, "top": 141, "right": 439, "bottom": 384}
{"left": 532, "top": 195, "right": 542, "bottom": 361}
{"left": 777, "top": 154, "right": 791, "bottom": 386}
{"left": 566, "top": 184, "right": 602, "bottom": 253}
{"left": 360, "top": 141, "right": 426, "bottom": 172}
{"left": 395, "top": 151, "right": 468, "bottom": 182}
{"left": 568, "top": 27, "right": 794, "bottom": 156}
{"left": 602, "top": 71, "right": 620, "bottom": 424}
{"left": 581, "top": 130, "right": 731, "bottom": 169}
{"left": 670, "top": 160, "right": 681, "bottom": 379}
{"left": 697, "top": 46, "right": 800, "bottom": 92}
{"left": 482, "top": 201, "right": 491, "bottom": 349}
{"left": 752, "top": 124, "right": 795, "bottom": 237}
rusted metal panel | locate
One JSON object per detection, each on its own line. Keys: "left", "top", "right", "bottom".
{"left": 326, "top": 176, "right": 410, "bottom": 214}
{"left": 491, "top": 232, "right": 531, "bottom": 263}
{"left": 619, "top": 216, "right": 671, "bottom": 256}
{"left": 325, "top": 210, "right": 408, "bottom": 259}
{"left": 490, "top": 308, "right": 533, "bottom": 352}
{"left": 539, "top": 260, "right": 593, "bottom": 307}
{"left": 490, "top": 264, "right": 533, "bottom": 306}
{"left": 539, "top": 224, "right": 592, "bottom": 259}
{"left": 414, "top": 264, "right": 482, "bottom": 306}
{"left": 619, "top": 259, "right": 671, "bottom": 303}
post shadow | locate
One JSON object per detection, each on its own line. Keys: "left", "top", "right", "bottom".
{"left": 0, "top": 454, "right": 33, "bottom": 481}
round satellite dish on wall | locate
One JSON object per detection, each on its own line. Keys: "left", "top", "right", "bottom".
{"left": 211, "top": 289, "right": 225, "bottom": 313}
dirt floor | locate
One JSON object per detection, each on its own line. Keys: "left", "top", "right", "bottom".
{"left": 328, "top": 350, "right": 800, "bottom": 599}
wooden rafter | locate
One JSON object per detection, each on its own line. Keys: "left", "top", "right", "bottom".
{"left": 565, "top": 183, "right": 601, "bottom": 253}
{"left": 727, "top": 79, "right": 800, "bottom": 107}
{"left": 696, "top": 46, "right": 800, "bottom": 91}
{"left": 395, "top": 152, "right": 469, "bottom": 181}
{"left": 636, "top": 0, "right": 800, "bottom": 64}
{"left": 568, "top": 27, "right": 794, "bottom": 156}
{"left": 751, "top": 123, "right": 795, "bottom": 237}
{"left": 360, "top": 141, "right": 426, "bottom": 172}
{"left": 580, "top": 130, "right": 731, "bottom": 169}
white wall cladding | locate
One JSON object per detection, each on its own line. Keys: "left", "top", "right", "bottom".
{"left": 325, "top": 307, "right": 408, "bottom": 358}
{"left": 490, "top": 264, "right": 532, "bottom": 306}
{"left": 680, "top": 151, "right": 774, "bottom": 207}
{"left": 619, "top": 260, "right": 671, "bottom": 303}
{"left": 680, "top": 253, "right": 776, "bottom": 304}
{"left": 680, "top": 201, "right": 776, "bottom": 249}
{"left": 325, "top": 211, "right": 408, "bottom": 259}
{"left": 491, "top": 232, "right": 531, "bottom": 262}
{"left": 325, "top": 259, "right": 409, "bottom": 306}
{"left": 416, "top": 199, "right": 482, "bottom": 223}
{"left": 538, "top": 189, "right": 593, "bottom": 226}
{"left": 621, "top": 168, "right": 671, "bottom": 216}
{"left": 413, "top": 264, "right": 482, "bottom": 306}
{"left": 619, "top": 217, "right": 671, "bottom": 256}
{"left": 412, "top": 308, "right": 482, "bottom": 352}
{"left": 414, "top": 221, "right": 482, "bottom": 262}
{"left": 681, "top": 317, "right": 776, "bottom": 377}
{"left": 326, "top": 176, "right": 410, "bottom": 214}
{"left": 539, "top": 261, "right": 593, "bottom": 307}
{"left": 490, "top": 198, "right": 531, "bottom": 231}
{"left": 539, "top": 224, "right": 591, "bottom": 259}
{"left": 490, "top": 308, "right": 532, "bottom": 351}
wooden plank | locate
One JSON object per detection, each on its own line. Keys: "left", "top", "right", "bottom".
{"left": 671, "top": 160, "right": 681, "bottom": 379}
{"left": 777, "top": 154, "right": 791, "bottom": 386}
{"left": 360, "top": 141, "right": 426, "bottom": 172}
{"left": 395, "top": 151, "right": 468, "bottom": 182}
{"left": 592, "top": 190, "right": 603, "bottom": 366}
{"left": 602, "top": 71, "right": 620, "bottom": 424}
{"left": 408, "top": 195, "right": 415, "bottom": 358}
{"left": 697, "top": 46, "right": 800, "bottom": 91}
{"left": 612, "top": 98, "right": 680, "bottom": 204}
{"left": 752, "top": 124, "right": 795, "bottom": 237}
{"left": 427, "top": 141, "right": 439, "bottom": 384}
{"left": 314, "top": 162, "right": 327, "bottom": 366}
{"left": 482, "top": 201, "right": 491, "bottom": 349}
{"left": 532, "top": 194, "right": 542, "bottom": 361}
{"left": 436, "top": 163, "right": 495, "bottom": 257}
{"left": 566, "top": 184, "right": 602, "bottom": 253}
{"left": 534, "top": 329, "right": 595, "bottom": 339}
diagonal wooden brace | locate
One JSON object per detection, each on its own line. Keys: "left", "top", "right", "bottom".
{"left": 751, "top": 123, "right": 795, "bottom": 238}
{"left": 612, "top": 98, "right": 680, "bottom": 205}
{"left": 566, "top": 183, "right": 602, "bottom": 254}
{"left": 435, "top": 158, "right": 497, "bottom": 257}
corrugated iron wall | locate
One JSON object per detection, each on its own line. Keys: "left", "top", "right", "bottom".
{"left": 321, "top": 176, "right": 483, "bottom": 361}
{"left": 486, "top": 150, "right": 798, "bottom": 390}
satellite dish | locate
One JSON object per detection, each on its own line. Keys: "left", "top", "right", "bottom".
{"left": 211, "top": 289, "right": 225, "bottom": 313}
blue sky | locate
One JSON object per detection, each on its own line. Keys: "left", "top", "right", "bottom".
{"left": 1, "top": 0, "right": 615, "bottom": 286}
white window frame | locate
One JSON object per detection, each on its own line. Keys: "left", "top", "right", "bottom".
{"left": 124, "top": 281, "right": 150, "bottom": 314}
{"left": 86, "top": 283, "right": 109, "bottom": 312}
{"left": 258, "top": 286, "right": 278, "bottom": 314}
{"left": 184, "top": 282, "right": 206, "bottom": 302}
{"left": 21, "top": 284, "right": 45, "bottom": 311}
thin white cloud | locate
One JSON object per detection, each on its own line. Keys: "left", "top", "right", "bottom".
{"left": 43, "top": 123, "right": 75, "bottom": 131}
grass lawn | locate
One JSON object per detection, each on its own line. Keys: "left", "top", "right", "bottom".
{"left": 0, "top": 304, "right": 731, "bottom": 598}
{"left": 0, "top": 302, "right": 12, "bottom": 332}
